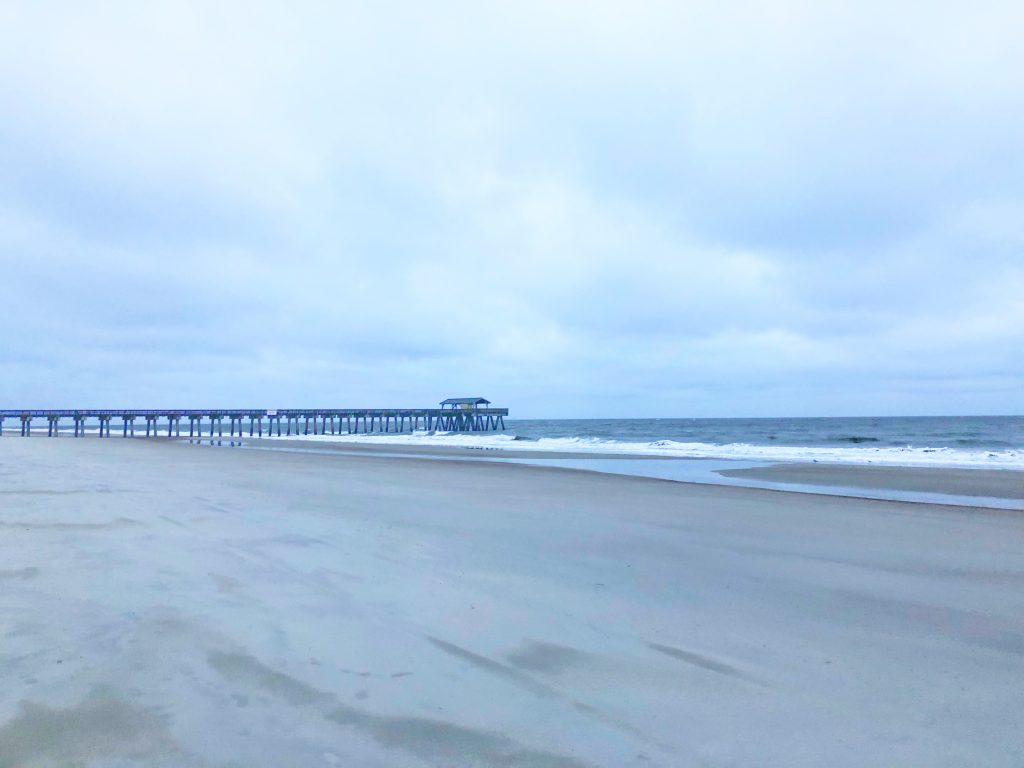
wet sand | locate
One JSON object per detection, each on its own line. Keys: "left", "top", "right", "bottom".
{"left": 719, "top": 462, "right": 1024, "bottom": 500}
{"left": 242, "top": 436, "right": 679, "bottom": 460}
{"left": 1, "top": 438, "right": 1023, "bottom": 767}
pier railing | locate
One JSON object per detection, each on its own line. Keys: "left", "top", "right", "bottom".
{"left": 0, "top": 408, "right": 509, "bottom": 438}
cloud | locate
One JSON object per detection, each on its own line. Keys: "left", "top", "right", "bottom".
{"left": 0, "top": 1, "right": 1021, "bottom": 415}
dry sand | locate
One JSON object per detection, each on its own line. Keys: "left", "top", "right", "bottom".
{"left": 1, "top": 438, "right": 1023, "bottom": 767}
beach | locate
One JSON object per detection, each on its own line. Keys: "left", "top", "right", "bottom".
{"left": 719, "top": 461, "right": 1024, "bottom": 501}
{"left": 2, "top": 438, "right": 1023, "bottom": 767}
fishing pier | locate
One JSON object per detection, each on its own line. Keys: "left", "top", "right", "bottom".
{"left": 0, "top": 398, "right": 507, "bottom": 438}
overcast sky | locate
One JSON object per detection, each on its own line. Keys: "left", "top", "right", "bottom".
{"left": 1, "top": 2, "right": 1021, "bottom": 417}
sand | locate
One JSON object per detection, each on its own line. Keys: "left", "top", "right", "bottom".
{"left": 1, "top": 438, "right": 1023, "bottom": 767}
{"left": 719, "top": 462, "right": 1024, "bottom": 500}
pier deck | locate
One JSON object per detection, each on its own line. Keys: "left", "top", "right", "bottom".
{"left": 0, "top": 407, "right": 508, "bottom": 438}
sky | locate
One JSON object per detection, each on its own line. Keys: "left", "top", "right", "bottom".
{"left": 1, "top": 1, "right": 1022, "bottom": 418}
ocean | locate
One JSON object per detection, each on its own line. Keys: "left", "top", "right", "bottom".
{"left": 510, "top": 414, "right": 1023, "bottom": 450}
{"left": 272, "top": 415, "right": 1024, "bottom": 469}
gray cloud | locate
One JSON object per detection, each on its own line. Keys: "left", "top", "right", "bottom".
{"left": 0, "top": 1, "right": 1021, "bottom": 416}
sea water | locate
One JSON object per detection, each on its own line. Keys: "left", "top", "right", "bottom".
{"left": 257, "top": 415, "right": 1024, "bottom": 469}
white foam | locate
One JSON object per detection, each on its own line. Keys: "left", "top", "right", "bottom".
{"left": 253, "top": 431, "right": 1024, "bottom": 469}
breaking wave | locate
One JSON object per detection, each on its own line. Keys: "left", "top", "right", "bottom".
{"left": 254, "top": 431, "right": 1024, "bottom": 469}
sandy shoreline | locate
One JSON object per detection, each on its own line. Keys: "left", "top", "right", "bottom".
{"left": 233, "top": 437, "right": 1024, "bottom": 506}
{"left": 719, "top": 462, "right": 1024, "bottom": 501}
{"left": 2, "top": 438, "right": 1023, "bottom": 766}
